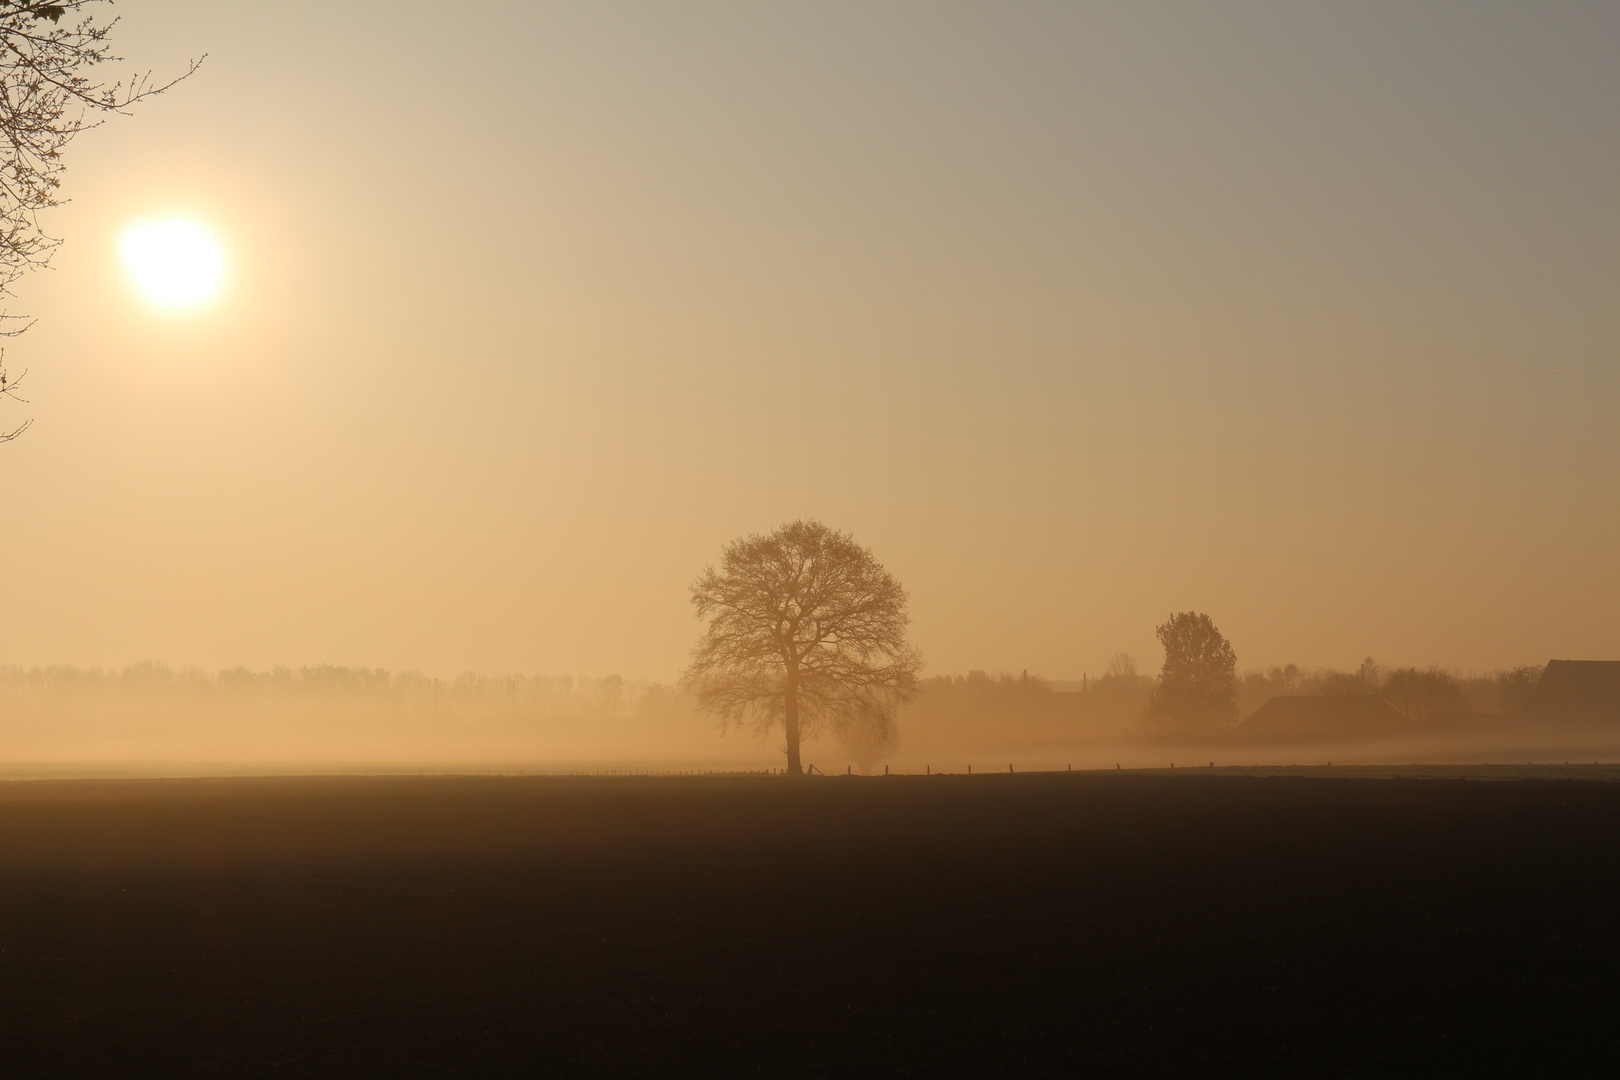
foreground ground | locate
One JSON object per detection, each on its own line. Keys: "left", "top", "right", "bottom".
{"left": 3, "top": 769, "right": 1618, "bottom": 1077}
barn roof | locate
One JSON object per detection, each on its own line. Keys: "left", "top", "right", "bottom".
{"left": 1527, "top": 660, "right": 1620, "bottom": 721}
{"left": 1237, "top": 695, "right": 1410, "bottom": 743}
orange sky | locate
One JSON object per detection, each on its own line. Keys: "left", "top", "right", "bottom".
{"left": 2, "top": 2, "right": 1615, "bottom": 681}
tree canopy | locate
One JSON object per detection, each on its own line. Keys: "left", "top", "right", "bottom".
{"left": 685, "top": 519, "right": 922, "bottom": 775}
{"left": 1146, "top": 610, "right": 1238, "bottom": 735}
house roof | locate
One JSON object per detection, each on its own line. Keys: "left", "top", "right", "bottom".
{"left": 1527, "top": 660, "right": 1620, "bottom": 720}
{"left": 1237, "top": 694, "right": 1410, "bottom": 743}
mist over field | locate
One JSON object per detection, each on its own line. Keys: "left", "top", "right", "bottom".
{"left": 6, "top": 655, "right": 1613, "bottom": 778}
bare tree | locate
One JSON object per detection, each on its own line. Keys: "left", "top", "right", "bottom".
{"left": 686, "top": 519, "right": 922, "bottom": 775}
{"left": 1381, "top": 666, "right": 1468, "bottom": 724}
{"left": 0, "top": 2, "right": 199, "bottom": 440}
{"left": 1146, "top": 611, "right": 1238, "bottom": 735}
{"left": 1103, "top": 652, "right": 1137, "bottom": 680}
{"left": 0, "top": 354, "right": 26, "bottom": 440}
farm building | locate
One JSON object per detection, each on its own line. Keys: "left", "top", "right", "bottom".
{"left": 1527, "top": 660, "right": 1620, "bottom": 723}
{"left": 1237, "top": 695, "right": 1410, "bottom": 743}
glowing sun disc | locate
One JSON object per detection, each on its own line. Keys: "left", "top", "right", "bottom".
{"left": 120, "top": 220, "right": 225, "bottom": 307}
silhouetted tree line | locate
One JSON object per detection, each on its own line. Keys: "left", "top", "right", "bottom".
{"left": 894, "top": 666, "right": 1156, "bottom": 762}
{"left": 0, "top": 663, "right": 694, "bottom": 729}
{"left": 1132, "top": 610, "right": 1548, "bottom": 742}
{"left": 0, "top": 663, "right": 732, "bottom": 767}
{"left": 1236, "top": 659, "right": 1541, "bottom": 722}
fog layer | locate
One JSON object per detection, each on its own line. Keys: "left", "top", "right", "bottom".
{"left": 6, "top": 659, "right": 1613, "bottom": 779}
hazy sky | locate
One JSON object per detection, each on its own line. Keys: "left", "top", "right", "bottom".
{"left": 2, "top": 1, "right": 1615, "bottom": 681}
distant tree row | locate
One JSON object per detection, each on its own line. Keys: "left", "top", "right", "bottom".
{"left": 1134, "top": 611, "right": 1547, "bottom": 738}
{"left": 0, "top": 663, "right": 662, "bottom": 721}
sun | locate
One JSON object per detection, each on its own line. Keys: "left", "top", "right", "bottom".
{"left": 120, "top": 220, "right": 225, "bottom": 308}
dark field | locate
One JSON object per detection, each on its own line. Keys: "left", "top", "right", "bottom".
{"left": 4, "top": 771, "right": 1619, "bottom": 1078}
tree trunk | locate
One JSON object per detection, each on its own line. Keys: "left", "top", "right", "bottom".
{"left": 783, "top": 669, "right": 803, "bottom": 775}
